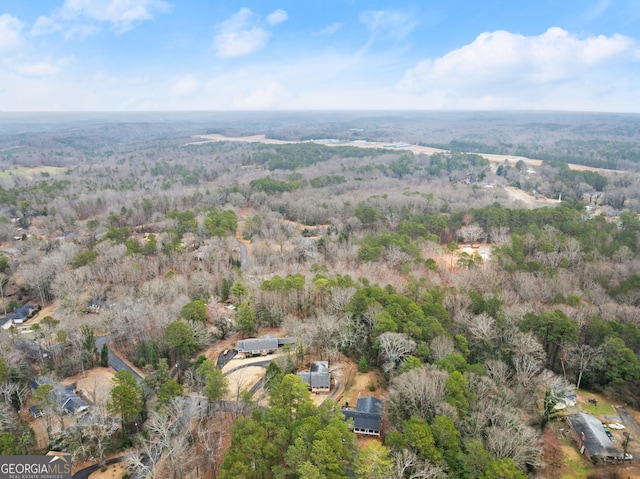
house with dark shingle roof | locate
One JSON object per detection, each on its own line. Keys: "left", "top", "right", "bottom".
{"left": 237, "top": 335, "right": 279, "bottom": 357}
{"left": 236, "top": 335, "right": 295, "bottom": 357}
{"left": 567, "top": 412, "right": 621, "bottom": 462}
{"left": 341, "top": 396, "right": 384, "bottom": 437}
{"left": 297, "top": 360, "right": 331, "bottom": 393}
{"left": 1, "top": 304, "right": 39, "bottom": 330}
{"left": 30, "top": 377, "right": 89, "bottom": 416}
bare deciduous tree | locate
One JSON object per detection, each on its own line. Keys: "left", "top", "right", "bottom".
{"left": 566, "top": 343, "right": 604, "bottom": 389}
{"left": 429, "top": 335, "right": 455, "bottom": 362}
{"left": 511, "top": 332, "right": 546, "bottom": 387}
{"left": 489, "top": 226, "right": 511, "bottom": 246}
{"left": 392, "top": 448, "right": 447, "bottom": 479}
{"left": 389, "top": 366, "right": 448, "bottom": 421}
{"left": 484, "top": 419, "right": 541, "bottom": 469}
{"left": 485, "top": 360, "right": 511, "bottom": 387}
{"left": 377, "top": 332, "right": 416, "bottom": 374}
{"left": 458, "top": 224, "right": 485, "bottom": 248}
{"left": 384, "top": 244, "right": 411, "bottom": 272}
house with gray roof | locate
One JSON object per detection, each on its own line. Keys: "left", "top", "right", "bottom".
{"left": 567, "top": 412, "right": 621, "bottom": 462}
{"left": 1, "top": 304, "right": 40, "bottom": 330}
{"left": 237, "top": 335, "right": 279, "bottom": 357}
{"left": 30, "top": 377, "right": 89, "bottom": 416}
{"left": 341, "top": 396, "right": 384, "bottom": 437}
{"left": 236, "top": 335, "right": 296, "bottom": 357}
{"left": 297, "top": 361, "right": 331, "bottom": 393}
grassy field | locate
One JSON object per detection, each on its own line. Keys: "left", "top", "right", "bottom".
{"left": 577, "top": 389, "right": 617, "bottom": 417}
{"left": 0, "top": 166, "right": 65, "bottom": 180}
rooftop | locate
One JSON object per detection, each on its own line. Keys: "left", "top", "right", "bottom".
{"left": 568, "top": 412, "right": 620, "bottom": 459}
{"left": 341, "top": 396, "right": 384, "bottom": 432}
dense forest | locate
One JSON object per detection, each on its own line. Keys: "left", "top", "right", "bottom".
{"left": 1, "top": 111, "right": 640, "bottom": 479}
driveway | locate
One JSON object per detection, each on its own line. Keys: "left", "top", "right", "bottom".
{"left": 223, "top": 359, "right": 272, "bottom": 376}
{"left": 216, "top": 348, "right": 237, "bottom": 369}
{"left": 616, "top": 406, "right": 640, "bottom": 442}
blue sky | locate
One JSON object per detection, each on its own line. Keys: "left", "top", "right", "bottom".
{"left": 0, "top": 0, "right": 639, "bottom": 111}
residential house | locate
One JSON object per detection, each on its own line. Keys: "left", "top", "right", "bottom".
{"left": 30, "top": 377, "right": 89, "bottom": 416}
{"left": 87, "top": 299, "right": 107, "bottom": 314}
{"left": 237, "top": 335, "right": 279, "bottom": 357}
{"left": 236, "top": 335, "right": 295, "bottom": 357}
{"left": 341, "top": 396, "right": 384, "bottom": 437}
{"left": 28, "top": 405, "right": 44, "bottom": 418}
{"left": 297, "top": 361, "right": 331, "bottom": 393}
{"left": 567, "top": 412, "right": 621, "bottom": 462}
{"left": 1, "top": 304, "right": 40, "bottom": 330}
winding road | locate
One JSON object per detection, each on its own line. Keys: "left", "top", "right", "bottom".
{"left": 95, "top": 334, "right": 143, "bottom": 382}
{"left": 72, "top": 456, "right": 125, "bottom": 479}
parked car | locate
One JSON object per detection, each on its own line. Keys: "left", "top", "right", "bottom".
{"left": 608, "top": 423, "right": 625, "bottom": 430}
{"left": 624, "top": 453, "right": 632, "bottom": 461}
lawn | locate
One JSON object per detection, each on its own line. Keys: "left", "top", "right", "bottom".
{"left": 0, "top": 166, "right": 65, "bottom": 180}
{"left": 576, "top": 389, "right": 617, "bottom": 417}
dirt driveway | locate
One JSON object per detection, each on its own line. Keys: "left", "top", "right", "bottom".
{"left": 60, "top": 367, "right": 116, "bottom": 406}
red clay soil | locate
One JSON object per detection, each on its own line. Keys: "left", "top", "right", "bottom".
{"left": 539, "top": 426, "right": 568, "bottom": 479}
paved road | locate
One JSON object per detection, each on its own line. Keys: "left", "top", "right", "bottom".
{"left": 72, "top": 456, "right": 125, "bottom": 479}
{"left": 95, "top": 334, "right": 143, "bottom": 383}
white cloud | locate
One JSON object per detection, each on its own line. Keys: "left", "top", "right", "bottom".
{"left": 0, "top": 14, "right": 24, "bottom": 53}
{"left": 266, "top": 9, "right": 288, "bottom": 26}
{"left": 171, "top": 75, "right": 199, "bottom": 96}
{"left": 213, "top": 8, "right": 271, "bottom": 58}
{"left": 63, "top": 0, "right": 171, "bottom": 31}
{"left": 398, "top": 27, "right": 639, "bottom": 108}
{"left": 31, "top": 0, "right": 171, "bottom": 37}
{"left": 312, "top": 22, "right": 343, "bottom": 37}
{"left": 31, "top": 15, "right": 63, "bottom": 36}
{"left": 360, "top": 10, "right": 417, "bottom": 41}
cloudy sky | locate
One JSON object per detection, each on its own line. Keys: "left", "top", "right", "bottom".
{"left": 1, "top": 0, "right": 639, "bottom": 111}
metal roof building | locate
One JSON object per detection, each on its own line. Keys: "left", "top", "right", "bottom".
{"left": 567, "top": 412, "right": 621, "bottom": 462}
